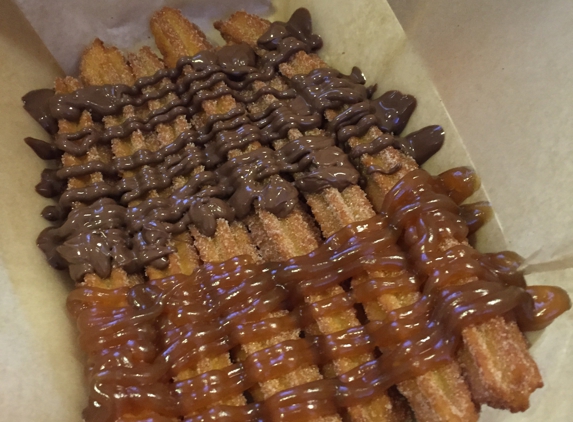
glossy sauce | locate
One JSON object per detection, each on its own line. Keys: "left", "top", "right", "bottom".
{"left": 69, "top": 210, "right": 570, "bottom": 420}
{"left": 25, "top": 8, "right": 445, "bottom": 282}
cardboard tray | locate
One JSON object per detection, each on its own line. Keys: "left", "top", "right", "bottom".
{"left": 0, "top": 0, "right": 571, "bottom": 420}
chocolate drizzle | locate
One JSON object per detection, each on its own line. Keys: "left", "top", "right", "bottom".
{"left": 24, "top": 9, "right": 446, "bottom": 285}
{"left": 258, "top": 8, "right": 323, "bottom": 52}
{"left": 36, "top": 168, "right": 66, "bottom": 198}
{"left": 25, "top": 137, "right": 62, "bottom": 160}
{"left": 22, "top": 89, "right": 59, "bottom": 135}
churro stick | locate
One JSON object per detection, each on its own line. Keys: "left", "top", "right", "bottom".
{"left": 128, "top": 46, "right": 202, "bottom": 277}
{"left": 218, "top": 11, "right": 542, "bottom": 412}
{"left": 244, "top": 92, "right": 413, "bottom": 421}
{"left": 193, "top": 109, "right": 345, "bottom": 419}
{"left": 86, "top": 41, "right": 247, "bottom": 411}
{"left": 255, "top": 100, "right": 473, "bottom": 421}
{"left": 80, "top": 40, "right": 200, "bottom": 280}
{"left": 151, "top": 7, "right": 321, "bottom": 267}
{"left": 247, "top": 79, "right": 475, "bottom": 420}
{"left": 216, "top": 12, "right": 404, "bottom": 421}
{"left": 56, "top": 81, "right": 149, "bottom": 421}
{"left": 150, "top": 8, "right": 346, "bottom": 421}
{"left": 346, "top": 134, "right": 540, "bottom": 411}
{"left": 326, "top": 66, "right": 540, "bottom": 415}
{"left": 151, "top": 8, "right": 321, "bottom": 260}
{"left": 150, "top": 7, "right": 262, "bottom": 264}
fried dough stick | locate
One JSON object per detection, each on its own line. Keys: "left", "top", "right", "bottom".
{"left": 57, "top": 81, "right": 156, "bottom": 422}
{"left": 216, "top": 11, "right": 474, "bottom": 421}
{"left": 294, "top": 46, "right": 541, "bottom": 417}
{"left": 80, "top": 40, "right": 200, "bottom": 279}
{"left": 217, "top": 10, "right": 542, "bottom": 413}
{"left": 244, "top": 70, "right": 473, "bottom": 422}
{"left": 150, "top": 8, "right": 343, "bottom": 421}
{"left": 57, "top": 48, "right": 178, "bottom": 421}
{"left": 56, "top": 75, "right": 141, "bottom": 288}
{"left": 79, "top": 41, "right": 201, "bottom": 422}
{"left": 129, "top": 48, "right": 200, "bottom": 278}
{"left": 251, "top": 70, "right": 476, "bottom": 420}
{"left": 130, "top": 47, "right": 252, "bottom": 408}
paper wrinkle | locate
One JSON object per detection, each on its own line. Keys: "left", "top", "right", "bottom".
{"left": 520, "top": 240, "right": 573, "bottom": 275}
{"left": 6, "top": 0, "right": 572, "bottom": 421}
{"left": 14, "top": 0, "right": 274, "bottom": 74}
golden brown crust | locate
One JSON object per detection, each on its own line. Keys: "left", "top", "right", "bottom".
{"left": 150, "top": 7, "right": 212, "bottom": 67}
{"left": 80, "top": 38, "right": 135, "bottom": 86}
{"left": 399, "top": 363, "right": 478, "bottom": 422}
{"left": 458, "top": 318, "right": 542, "bottom": 411}
{"left": 191, "top": 219, "right": 260, "bottom": 263}
{"left": 245, "top": 204, "right": 321, "bottom": 261}
{"left": 214, "top": 11, "right": 271, "bottom": 47}
{"left": 279, "top": 50, "right": 328, "bottom": 77}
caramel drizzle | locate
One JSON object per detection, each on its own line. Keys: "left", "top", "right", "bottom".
{"left": 67, "top": 200, "right": 570, "bottom": 421}
{"left": 66, "top": 286, "right": 178, "bottom": 421}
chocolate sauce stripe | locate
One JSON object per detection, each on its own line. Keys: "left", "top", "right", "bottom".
{"left": 41, "top": 111, "right": 363, "bottom": 281}
{"left": 47, "top": 48, "right": 301, "bottom": 158}
{"left": 50, "top": 96, "right": 334, "bottom": 213}
{"left": 50, "top": 47, "right": 278, "bottom": 124}
{"left": 31, "top": 34, "right": 436, "bottom": 282}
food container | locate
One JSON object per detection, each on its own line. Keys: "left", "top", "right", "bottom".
{"left": 0, "top": 0, "right": 570, "bottom": 420}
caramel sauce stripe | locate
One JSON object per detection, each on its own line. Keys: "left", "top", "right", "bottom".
{"left": 85, "top": 211, "right": 567, "bottom": 421}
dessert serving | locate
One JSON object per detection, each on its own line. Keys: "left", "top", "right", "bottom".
{"left": 21, "top": 6, "right": 570, "bottom": 422}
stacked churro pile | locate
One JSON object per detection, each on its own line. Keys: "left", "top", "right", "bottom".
{"left": 22, "top": 7, "right": 570, "bottom": 422}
